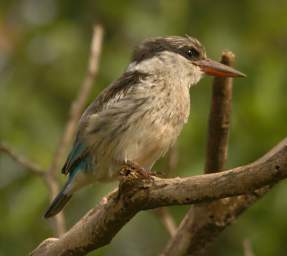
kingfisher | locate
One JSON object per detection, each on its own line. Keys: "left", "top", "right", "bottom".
{"left": 44, "top": 36, "right": 245, "bottom": 218}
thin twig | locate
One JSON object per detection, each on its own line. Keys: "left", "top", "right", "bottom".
{"left": 243, "top": 239, "right": 255, "bottom": 256}
{"left": 153, "top": 146, "right": 178, "bottom": 237}
{"left": 204, "top": 51, "right": 234, "bottom": 172}
{"left": 48, "top": 25, "right": 104, "bottom": 176}
{"left": 0, "top": 143, "right": 44, "bottom": 176}
{"left": 167, "top": 145, "right": 178, "bottom": 176}
{"left": 44, "top": 174, "right": 67, "bottom": 236}
{"left": 162, "top": 51, "right": 236, "bottom": 256}
{"left": 1, "top": 25, "right": 104, "bottom": 238}
{"left": 154, "top": 207, "right": 177, "bottom": 237}
{"left": 44, "top": 25, "right": 104, "bottom": 236}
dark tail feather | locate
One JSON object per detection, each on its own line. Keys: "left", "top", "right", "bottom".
{"left": 44, "top": 190, "right": 72, "bottom": 218}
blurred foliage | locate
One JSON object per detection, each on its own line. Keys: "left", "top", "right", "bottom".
{"left": 0, "top": 0, "right": 287, "bottom": 255}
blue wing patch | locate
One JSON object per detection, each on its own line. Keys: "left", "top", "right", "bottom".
{"left": 62, "top": 140, "right": 89, "bottom": 175}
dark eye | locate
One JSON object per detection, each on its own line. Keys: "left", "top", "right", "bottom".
{"left": 186, "top": 48, "right": 200, "bottom": 59}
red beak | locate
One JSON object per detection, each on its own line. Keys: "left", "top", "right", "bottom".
{"left": 193, "top": 58, "right": 246, "bottom": 78}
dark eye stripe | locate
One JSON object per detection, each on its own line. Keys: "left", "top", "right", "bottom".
{"left": 132, "top": 37, "right": 204, "bottom": 63}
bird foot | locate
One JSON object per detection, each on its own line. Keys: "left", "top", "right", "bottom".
{"left": 117, "top": 161, "right": 155, "bottom": 201}
{"left": 120, "top": 160, "right": 155, "bottom": 180}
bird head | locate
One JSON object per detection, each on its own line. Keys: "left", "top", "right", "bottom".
{"left": 129, "top": 36, "right": 245, "bottom": 87}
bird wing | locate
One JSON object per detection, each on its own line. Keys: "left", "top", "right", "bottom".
{"left": 82, "top": 70, "right": 149, "bottom": 116}
{"left": 61, "top": 70, "right": 150, "bottom": 175}
{"left": 61, "top": 138, "right": 89, "bottom": 175}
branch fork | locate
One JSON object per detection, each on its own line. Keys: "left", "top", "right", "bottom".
{"left": 30, "top": 137, "right": 287, "bottom": 255}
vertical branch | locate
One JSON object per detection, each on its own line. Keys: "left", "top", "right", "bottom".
{"left": 154, "top": 146, "right": 178, "bottom": 237}
{"left": 162, "top": 51, "right": 235, "bottom": 256}
{"left": 154, "top": 207, "right": 177, "bottom": 237}
{"left": 243, "top": 239, "right": 255, "bottom": 256}
{"left": 45, "top": 25, "right": 104, "bottom": 236}
{"left": 44, "top": 174, "right": 66, "bottom": 236}
{"left": 167, "top": 145, "right": 178, "bottom": 176}
{"left": 205, "top": 52, "right": 234, "bottom": 172}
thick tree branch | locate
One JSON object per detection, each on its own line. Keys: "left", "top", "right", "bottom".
{"left": 31, "top": 137, "right": 287, "bottom": 256}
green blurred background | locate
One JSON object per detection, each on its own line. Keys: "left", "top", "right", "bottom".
{"left": 1, "top": 0, "right": 287, "bottom": 255}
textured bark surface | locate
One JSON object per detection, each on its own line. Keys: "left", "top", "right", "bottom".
{"left": 161, "top": 51, "right": 284, "bottom": 256}
{"left": 31, "top": 137, "right": 287, "bottom": 256}
{"left": 204, "top": 51, "right": 234, "bottom": 173}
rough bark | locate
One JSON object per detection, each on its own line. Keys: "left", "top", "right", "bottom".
{"left": 204, "top": 51, "right": 234, "bottom": 173}
{"left": 31, "top": 137, "right": 287, "bottom": 256}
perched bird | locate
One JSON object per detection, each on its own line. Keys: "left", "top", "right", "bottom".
{"left": 44, "top": 36, "right": 245, "bottom": 218}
